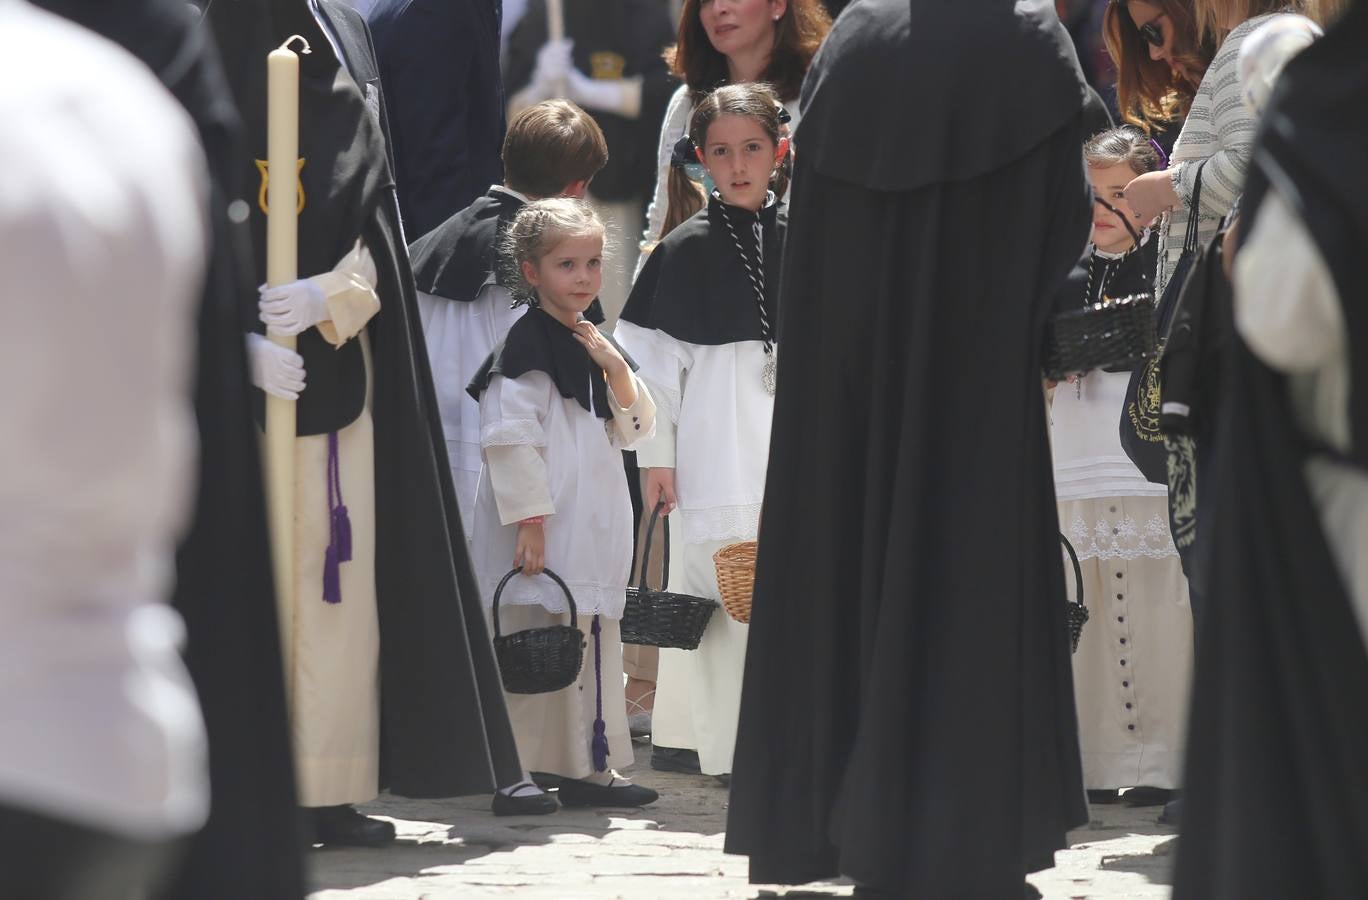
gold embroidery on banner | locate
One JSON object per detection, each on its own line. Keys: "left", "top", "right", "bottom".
{"left": 255, "top": 158, "right": 307, "bottom": 215}
{"left": 1126, "top": 347, "right": 1165, "bottom": 443}
{"left": 590, "top": 51, "right": 627, "bottom": 80}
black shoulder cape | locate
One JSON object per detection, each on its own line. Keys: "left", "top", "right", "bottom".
{"left": 409, "top": 187, "right": 524, "bottom": 300}
{"left": 1172, "top": 6, "right": 1368, "bottom": 897}
{"left": 724, "top": 0, "right": 1091, "bottom": 891}
{"left": 468, "top": 308, "right": 612, "bottom": 419}
{"left": 619, "top": 192, "right": 785, "bottom": 345}
{"left": 34, "top": 3, "right": 305, "bottom": 897}
{"left": 212, "top": 0, "right": 524, "bottom": 798}
{"left": 795, "top": 0, "right": 1089, "bottom": 190}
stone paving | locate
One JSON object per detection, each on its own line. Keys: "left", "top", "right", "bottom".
{"left": 309, "top": 739, "right": 1176, "bottom": 900}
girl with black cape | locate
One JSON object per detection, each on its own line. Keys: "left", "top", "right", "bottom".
{"left": 723, "top": 1, "right": 1094, "bottom": 894}
{"left": 207, "top": 0, "right": 522, "bottom": 844}
{"left": 1172, "top": 3, "right": 1368, "bottom": 895}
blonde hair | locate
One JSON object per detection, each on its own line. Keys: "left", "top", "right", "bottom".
{"left": 500, "top": 198, "right": 605, "bottom": 304}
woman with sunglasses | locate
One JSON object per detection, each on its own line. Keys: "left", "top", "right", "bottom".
{"left": 1105, "top": 0, "right": 1304, "bottom": 297}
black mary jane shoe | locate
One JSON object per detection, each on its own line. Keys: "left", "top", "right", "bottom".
{"left": 1087, "top": 788, "right": 1120, "bottom": 805}
{"left": 311, "top": 804, "right": 396, "bottom": 847}
{"left": 491, "top": 784, "right": 558, "bottom": 817}
{"left": 650, "top": 745, "right": 701, "bottom": 774}
{"left": 1121, "top": 786, "right": 1173, "bottom": 808}
{"left": 557, "top": 777, "right": 659, "bottom": 808}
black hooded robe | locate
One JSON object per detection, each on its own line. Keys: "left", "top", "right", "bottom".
{"left": 208, "top": 0, "right": 522, "bottom": 800}
{"left": 723, "top": 0, "right": 1093, "bottom": 892}
{"left": 32, "top": 2, "right": 305, "bottom": 896}
{"left": 1172, "top": 4, "right": 1368, "bottom": 896}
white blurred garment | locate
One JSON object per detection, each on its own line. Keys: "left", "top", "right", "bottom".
{"left": 0, "top": 0, "right": 209, "bottom": 840}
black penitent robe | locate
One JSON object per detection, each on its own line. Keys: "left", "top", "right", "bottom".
{"left": 723, "top": 0, "right": 1092, "bottom": 893}
{"left": 34, "top": 2, "right": 304, "bottom": 897}
{"left": 209, "top": 0, "right": 523, "bottom": 797}
{"left": 1172, "top": 5, "right": 1368, "bottom": 897}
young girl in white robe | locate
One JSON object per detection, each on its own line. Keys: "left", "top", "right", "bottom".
{"left": 468, "top": 198, "right": 659, "bottom": 809}
{"left": 615, "top": 83, "right": 791, "bottom": 778}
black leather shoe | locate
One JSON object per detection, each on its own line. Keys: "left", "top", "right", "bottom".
{"left": 557, "top": 778, "right": 659, "bottom": 808}
{"left": 491, "top": 786, "right": 558, "bottom": 817}
{"left": 1087, "top": 788, "right": 1120, "bottom": 805}
{"left": 650, "top": 746, "right": 701, "bottom": 774}
{"left": 311, "top": 805, "right": 396, "bottom": 847}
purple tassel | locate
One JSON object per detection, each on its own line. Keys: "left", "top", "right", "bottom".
{"left": 332, "top": 504, "right": 353, "bottom": 563}
{"left": 323, "top": 544, "right": 342, "bottom": 604}
{"left": 322, "top": 431, "right": 349, "bottom": 602}
{"left": 590, "top": 615, "right": 610, "bottom": 772}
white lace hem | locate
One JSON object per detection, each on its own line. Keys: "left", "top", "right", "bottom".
{"left": 679, "top": 502, "right": 762, "bottom": 545}
{"left": 1064, "top": 510, "right": 1178, "bottom": 560}
{"left": 481, "top": 418, "right": 545, "bottom": 448}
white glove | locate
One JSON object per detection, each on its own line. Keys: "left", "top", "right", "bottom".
{"left": 259, "top": 277, "right": 330, "bottom": 337}
{"left": 566, "top": 67, "right": 643, "bottom": 119}
{"left": 530, "top": 38, "right": 574, "bottom": 94}
{"left": 246, "top": 332, "right": 307, "bottom": 400}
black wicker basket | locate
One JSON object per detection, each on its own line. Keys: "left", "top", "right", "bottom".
{"left": 621, "top": 505, "right": 718, "bottom": 650}
{"left": 1044, "top": 292, "right": 1158, "bottom": 382}
{"left": 1060, "top": 533, "right": 1090, "bottom": 653}
{"left": 491, "top": 566, "right": 585, "bottom": 694}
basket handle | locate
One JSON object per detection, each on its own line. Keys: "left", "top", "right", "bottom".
{"left": 1059, "top": 532, "right": 1084, "bottom": 609}
{"left": 634, "top": 502, "right": 671, "bottom": 592}
{"left": 491, "top": 565, "right": 578, "bottom": 640}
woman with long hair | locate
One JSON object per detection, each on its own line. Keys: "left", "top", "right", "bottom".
{"left": 637, "top": 0, "right": 829, "bottom": 256}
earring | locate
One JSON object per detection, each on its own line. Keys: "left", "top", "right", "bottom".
{"left": 773, "top": 14, "right": 780, "bottom": 19}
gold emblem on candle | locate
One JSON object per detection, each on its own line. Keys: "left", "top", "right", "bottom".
{"left": 590, "top": 51, "right": 626, "bottom": 80}
{"left": 255, "top": 158, "right": 307, "bottom": 215}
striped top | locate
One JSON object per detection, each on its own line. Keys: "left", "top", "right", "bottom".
{"left": 1158, "top": 13, "right": 1283, "bottom": 295}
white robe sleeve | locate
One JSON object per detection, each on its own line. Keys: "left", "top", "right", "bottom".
{"left": 636, "top": 85, "right": 693, "bottom": 277}
{"left": 312, "top": 238, "right": 381, "bottom": 347}
{"left": 613, "top": 320, "right": 687, "bottom": 468}
{"left": 605, "top": 375, "right": 657, "bottom": 450}
{"left": 1233, "top": 188, "right": 1343, "bottom": 374}
{"left": 480, "top": 372, "right": 556, "bottom": 525}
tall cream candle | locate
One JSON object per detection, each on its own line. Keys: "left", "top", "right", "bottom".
{"left": 265, "top": 35, "right": 310, "bottom": 688}
{"left": 547, "top": 0, "right": 566, "bottom": 96}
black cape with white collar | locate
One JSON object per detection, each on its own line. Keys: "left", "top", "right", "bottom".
{"left": 409, "top": 187, "right": 525, "bottom": 301}
{"left": 468, "top": 308, "right": 613, "bottom": 419}
{"left": 619, "top": 192, "right": 784, "bottom": 345}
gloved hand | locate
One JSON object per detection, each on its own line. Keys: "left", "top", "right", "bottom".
{"left": 246, "top": 332, "right": 307, "bottom": 400}
{"left": 530, "top": 38, "right": 574, "bottom": 94}
{"left": 259, "top": 277, "right": 329, "bottom": 337}
{"left": 566, "top": 66, "right": 643, "bottom": 119}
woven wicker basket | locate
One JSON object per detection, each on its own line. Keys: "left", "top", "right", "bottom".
{"left": 1060, "top": 533, "right": 1089, "bottom": 653}
{"left": 491, "top": 567, "right": 585, "bottom": 694}
{"left": 713, "top": 541, "right": 758, "bottom": 624}
{"left": 1043, "top": 292, "right": 1157, "bottom": 382}
{"left": 621, "top": 506, "right": 717, "bottom": 649}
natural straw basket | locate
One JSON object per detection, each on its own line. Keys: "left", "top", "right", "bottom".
{"left": 713, "top": 541, "right": 758, "bottom": 624}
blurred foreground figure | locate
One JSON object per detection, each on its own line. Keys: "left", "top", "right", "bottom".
{"left": 725, "top": 1, "right": 1093, "bottom": 896}
{"left": 1173, "top": 2, "right": 1368, "bottom": 896}
{"left": 31, "top": 0, "right": 307, "bottom": 894}
{"left": 0, "top": 1, "right": 210, "bottom": 896}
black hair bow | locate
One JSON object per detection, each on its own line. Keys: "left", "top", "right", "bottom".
{"left": 670, "top": 134, "right": 699, "bottom": 170}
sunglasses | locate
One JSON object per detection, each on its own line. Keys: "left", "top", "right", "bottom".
{"left": 1138, "top": 19, "right": 1165, "bottom": 47}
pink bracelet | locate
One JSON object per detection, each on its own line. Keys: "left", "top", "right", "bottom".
{"left": 518, "top": 516, "right": 545, "bottom": 527}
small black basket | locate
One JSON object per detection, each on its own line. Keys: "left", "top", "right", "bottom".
{"left": 491, "top": 566, "right": 585, "bottom": 694}
{"left": 1044, "top": 292, "right": 1158, "bottom": 382}
{"left": 621, "top": 505, "right": 718, "bottom": 650}
{"left": 1060, "top": 533, "right": 1090, "bottom": 653}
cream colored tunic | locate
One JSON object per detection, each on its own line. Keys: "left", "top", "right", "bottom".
{"left": 287, "top": 240, "right": 383, "bottom": 807}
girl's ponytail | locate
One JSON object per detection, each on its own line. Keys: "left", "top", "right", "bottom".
{"left": 661, "top": 135, "right": 707, "bottom": 240}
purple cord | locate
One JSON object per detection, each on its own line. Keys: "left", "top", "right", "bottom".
{"left": 323, "top": 430, "right": 352, "bottom": 604}
{"left": 1149, "top": 138, "right": 1170, "bottom": 170}
{"left": 590, "top": 615, "right": 609, "bottom": 772}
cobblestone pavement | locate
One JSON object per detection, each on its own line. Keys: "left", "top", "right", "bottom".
{"left": 310, "top": 741, "right": 1176, "bottom": 900}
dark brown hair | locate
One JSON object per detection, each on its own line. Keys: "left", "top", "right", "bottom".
{"left": 666, "top": 0, "right": 830, "bottom": 102}
{"left": 501, "top": 100, "right": 609, "bottom": 198}
{"left": 1103, "top": 0, "right": 1214, "bottom": 129}
{"left": 1084, "top": 126, "right": 1163, "bottom": 177}
{"left": 660, "top": 82, "right": 792, "bottom": 238}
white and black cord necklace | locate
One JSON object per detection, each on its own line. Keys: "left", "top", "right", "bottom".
{"left": 715, "top": 193, "right": 777, "bottom": 395}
